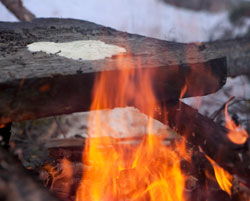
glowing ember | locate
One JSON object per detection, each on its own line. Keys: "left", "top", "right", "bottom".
{"left": 225, "top": 101, "right": 248, "bottom": 144}
{"left": 75, "top": 54, "right": 189, "bottom": 201}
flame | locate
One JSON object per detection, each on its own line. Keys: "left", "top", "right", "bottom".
{"left": 180, "top": 84, "right": 187, "bottom": 100}
{"left": 206, "top": 155, "right": 232, "bottom": 195}
{"left": 0, "top": 124, "right": 5, "bottom": 128}
{"left": 225, "top": 101, "right": 248, "bottom": 144}
{"left": 75, "top": 53, "right": 188, "bottom": 201}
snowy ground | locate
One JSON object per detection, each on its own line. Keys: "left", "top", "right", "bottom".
{"left": 0, "top": 0, "right": 240, "bottom": 42}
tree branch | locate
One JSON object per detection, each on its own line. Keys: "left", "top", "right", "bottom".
{"left": 0, "top": 0, "right": 35, "bottom": 22}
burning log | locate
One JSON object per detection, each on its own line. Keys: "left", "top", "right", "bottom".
{"left": 157, "top": 101, "right": 250, "bottom": 188}
{"left": 0, "top": 147, "right": 60, "bottom": 201}
{"left": 41, "top": 138, "right": 237, "bottom": 201}
{"left": 41, "top": 138, "right": 212, "bottom": 201}
{"left": 2, "top": 17, "right": 248, "bottom": 124}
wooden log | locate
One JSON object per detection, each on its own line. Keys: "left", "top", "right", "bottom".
{"left": 161, "top": 0, "right": 231, "bottom": 12}
{"left": 42, "top": 139, "right": 233, "bottom": 201}
{"left": 0, "top": 18, "right": 230, "bottom": 124}
{"left": 0, "top": 147, "right": 60, "bottom": 201}
{"left": 156, "top": 101, "right": 250, "bottom": 187}
{"left": 0, "top": 57, "right": 227, "bottom": 124}
{"left": 0, "top": 0, "right": 35, "bottom": 22}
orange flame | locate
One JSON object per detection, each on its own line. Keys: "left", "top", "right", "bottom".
{"left": 75, "top": 52, "right": 188, "bottom": 201}
{"left": 180, "top": 84, "right": 187, "bottom": 100}
{"left": 225, "top": 101, "right": 248, "bottom": 144}
{"left": 206, "top": 155, "right": 232, "bottom": 195}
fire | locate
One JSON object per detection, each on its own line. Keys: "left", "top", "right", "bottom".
{"left": 225, "top": 101, "right": 248, "bottom": 144}
{"left": 75, "top": 53, "right": 188, "bottom": 201}
{"left": 206, "top": 155, "right": 232, "bottom": 196}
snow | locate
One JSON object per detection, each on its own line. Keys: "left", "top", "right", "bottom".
{"left": 182, "top": 76, "right": 250, "bottom": 116}
{"left": 27, "top": 40, "right": 126, "bottom": 61}
{"left": 0, "top": 0, "right": 230, "bottom": 42}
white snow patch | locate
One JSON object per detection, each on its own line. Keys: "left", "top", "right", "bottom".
{"left": 87, "top": 107, "right": 174, "bottom": 138}
{"left": 55, "top": 107, "right": 175, "bottom": 139}
{"left": 27, "top": 40, "right": 126, "bottom": 61}
{"left": 182, "top": 76, "right": 250, "bottom": 117}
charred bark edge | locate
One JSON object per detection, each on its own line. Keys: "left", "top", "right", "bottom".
{"left": 157, "top": 101, "right": 250, "bottom": 186}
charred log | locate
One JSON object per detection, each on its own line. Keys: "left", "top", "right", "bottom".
{"left": 0, "top": 147, "right": 60, "bottom": 201}
{"left": 0, "top": 57, "right": 226, "bottom": 124}
{"left": 157, "top": 101, "right": 250, "bottom": 187}
{"left": 0, "top": 18, "right": 230, "bottom": 124}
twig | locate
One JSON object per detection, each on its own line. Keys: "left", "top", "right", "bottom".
{"left": 0, "top": 0, "right": 35, "bottom": 22}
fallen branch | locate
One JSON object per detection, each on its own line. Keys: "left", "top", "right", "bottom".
{"left": 0, "top": 0, "right": 35, "bottom": 22}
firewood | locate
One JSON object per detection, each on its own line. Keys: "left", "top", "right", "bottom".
{"left": 0, "top": 0, "right": 35, "bottom": 22}
{"left": 156, "top": 101, "right": 250, "bottom": 188}
{"left": 0, "top": 147, "right": 60, "bottom": 201}
{"left": 161, "top": 0, "right": 231, "bottom": 12}
{"left": 40, "top": 138, "right": 235, "bottom": 201}
{"left": 0, "top": 18, "right": 230, "bottom": 124}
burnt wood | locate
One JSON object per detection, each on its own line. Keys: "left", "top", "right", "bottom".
{"left": 0, "top": 147, "right": 60, "bottom": 201}
{"left": 0, "top": 18, "right": 229, "bottom": 123}
{"left": 157, "top": 101, "right": 250, "bottom": 187}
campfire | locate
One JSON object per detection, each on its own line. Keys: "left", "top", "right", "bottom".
{"left": 75, "top": 52, "right": 189, "bottom": 201}
{"left": 0, "top": 18, "right": 250, "bottom": 201}
{"left": 40, "top": 48, "right": 247, "bottom": 201}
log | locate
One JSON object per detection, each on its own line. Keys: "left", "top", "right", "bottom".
{"left": 0, "top": 0, "right": 35, "bottom": 22}
{"left": 157, "top": 101, "right": 250, "bottom": 187}
{"left": 43, "top": 102, "right": 250, "bottom": 188}
{"left": 161, "top": 0, "right": 231, "bottom": 12}
{"left": 42, "top": 139, "right": 219, "bottom": 201}
{"left": 0, "top": 147, "right": 60, "bottom": 201}
{"left": 0, "top": 18, "right": 230, "bottom": 123}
